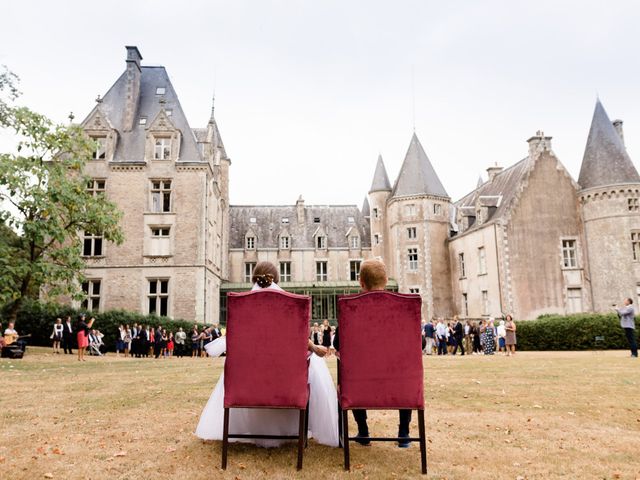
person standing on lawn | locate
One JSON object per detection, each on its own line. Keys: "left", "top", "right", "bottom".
{"left": 614, "top": 298, "right": 637, "bottom": 358}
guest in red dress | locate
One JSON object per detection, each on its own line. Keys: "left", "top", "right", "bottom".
{"left": 77, "top": 315, "right": 95, "bottom": 362}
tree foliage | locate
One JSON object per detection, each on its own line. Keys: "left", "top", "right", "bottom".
{"left": 0, "top": 66, "right": 124, "bottom": 319}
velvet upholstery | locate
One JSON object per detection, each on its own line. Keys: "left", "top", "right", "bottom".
{"left": 224, "top": 290, "right": 311, "bottom": 409}
{"left": 337, "top": 291, "right": 424, "bottom": 410}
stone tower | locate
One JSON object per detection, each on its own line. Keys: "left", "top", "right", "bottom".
{"left": 385, "top": 133, "right": 453, "bottom": 319}
{"left": 367, "top": 154, "right": 392, "bottom": 260}
{"left": 578, "top": 100, "right": 640, "bottom": 311}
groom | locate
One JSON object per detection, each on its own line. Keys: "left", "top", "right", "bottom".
{"left": 333, "top": 259, "right": 413, "bottom": 448}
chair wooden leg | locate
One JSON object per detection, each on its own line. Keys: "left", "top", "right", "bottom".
{"left": 418, "top": 409, "right": 427, "bottom": 475}
{"left": 222, "top": 407, "right": 229, "bottom": 470}
{"left": 342, "top": 409, "right": 350, "bottom": 471}
{"left": 297, "top": 409, "right": 305, "bottom": 470}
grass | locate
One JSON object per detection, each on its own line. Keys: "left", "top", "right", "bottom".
{"left": 1, "top": 348, "right": 639, "bottom": 479}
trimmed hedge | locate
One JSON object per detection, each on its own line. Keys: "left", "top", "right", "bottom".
{"left": 514, "top": 313, "right": 629, "bottom": 350}
{"left": 1, "top": 299, "right": 198, "bottom": 351}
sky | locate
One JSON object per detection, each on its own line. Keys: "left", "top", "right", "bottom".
{"left": 1, "top": 0, "right": 639, "bottom": 206}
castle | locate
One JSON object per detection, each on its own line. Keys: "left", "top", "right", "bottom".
{"left": 75, "top": 46, "right": 640, "bottom": 322}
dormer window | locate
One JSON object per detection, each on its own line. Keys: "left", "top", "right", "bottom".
{"left": 281, "top": 217, "right": 290, "bottom": 224}
{"left": 91, "top": 136, "right": 107, "bottom": 160}
{"left": 313, "top": 217, "right": 321, "bottom": 223}
{"left": 139, "top": 117, "right": 147, "bottom": 125}
{"left": 350, "top": 236, "right": 359, "bottom": 249}
{"left": 246, "top": 236, "right": 256, "bottom": 250}
{"left": 156, "top": 87, "right": 166, "bottom": 95}
{"left": 316, "top": 236, "right": 326, "bottom": 249}
{"left": 165, "top": 109, "right": 173, "bottom": 117}
{"left": 280, "top": 236, "right": 290, "bottom": 249}
{"left": 154, "top": 138, "right": 171, "bottom": 160}
{"left": 249, "top": 217, "right": 257, "bottom": 224}
{"left": 347, "top": 216, "right": 355, "bottom": 223}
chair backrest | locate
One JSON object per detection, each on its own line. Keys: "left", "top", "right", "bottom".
{"left": 224, "top": 289, "right": 311, "bottom": 409}
{"left": 338, "top": 291, "right": 424, "bottom": 410}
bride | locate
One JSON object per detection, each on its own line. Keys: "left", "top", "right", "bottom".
{"left": 195, "top": 261, "right": 339, "bottom": 447}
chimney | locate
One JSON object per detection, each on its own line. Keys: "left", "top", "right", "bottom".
{"left": 527, "top": 130, "right": 553, "bottom": 158}
{"left": 123, "top": 46, "right": 143, "bottom": 132}
{"left": 486, "top": 163, "right": 503, "bottom": 182}
{"left": 296, "top": 195, "right": 305, "bottom": 224}
{"left": 612, "top": 119, "right": 624, "bottom": 146}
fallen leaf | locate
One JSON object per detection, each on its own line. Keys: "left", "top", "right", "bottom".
{"left": 165, "top": 446, "right": 177, "bottom": 453}
{"left": 113, "top": 451, "right": 127, "bottom": 457}
{"left": 52, "top": 448, "right": 63, "bottom": 455}
{"left": 44, "top": 474, "right": 53, "bottom": 479}
{"left": 533, "top": 404, "right": 543, "bottom": 409}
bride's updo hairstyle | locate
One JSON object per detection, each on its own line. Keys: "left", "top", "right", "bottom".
{"left": 251, "top": 261, "right": 279, "bottom": 288}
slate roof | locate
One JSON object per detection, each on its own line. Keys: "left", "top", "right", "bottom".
{"left": 369, "top": 155, "right": 392, "bottom": 192}
{"left": 86, "top": 65, "right": 203, "bottom": 162}
{"left": 453, "top": 156, "right": 532, "bottom": 235}
{"left": 391, "top": 133, "right": 449, "bottom": 199}
{"left": 229, "top": 204, "right": 371, "bottom": 249}
{"left": 578, "top": 100, "right": 640, "bottom": 189}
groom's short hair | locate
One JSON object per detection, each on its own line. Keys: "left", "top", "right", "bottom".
{"left": 359, "top": 259, "right": 387, "bottom": 291}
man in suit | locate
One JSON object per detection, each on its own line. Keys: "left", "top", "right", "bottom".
{"left": 451, "top": 316, "right": 465, "bottom": 355}
{"left": 62, "top": 316, "right": 74, "bottom": 354}
{"left": 333, "top": 259, "right": 413, "bottom": 448}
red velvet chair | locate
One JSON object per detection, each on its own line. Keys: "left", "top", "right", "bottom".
{"left": 222, "top": 290, "right": 311, "bottom": 470}
{"left": 337, "top": 291, "right": 427, "bottom": 474}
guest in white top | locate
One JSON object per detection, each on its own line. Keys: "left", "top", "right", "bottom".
{"left": 51, "top": 318, "right": 64, "bottom": 354}
{"left": 196, "top": 261, "right": 339, "bottom": 447}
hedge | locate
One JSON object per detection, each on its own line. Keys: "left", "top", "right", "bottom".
{"left": 514, "top": 313, "right": 629, "bottom": 350}
{"left": 1, "top": 299, "right": 199, "bottom": 352}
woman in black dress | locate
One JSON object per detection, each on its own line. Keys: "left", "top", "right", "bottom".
{"left": 321, "top": 320, "right": 332, "bottom": 351}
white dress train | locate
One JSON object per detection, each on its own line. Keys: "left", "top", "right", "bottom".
{"left": 195, "top": 283, "right": 339, "bottom": 448}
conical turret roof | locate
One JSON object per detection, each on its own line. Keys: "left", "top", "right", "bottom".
{"left": 361, "top": 196, "right": 370, "bottom": 217}
{"left": 391, "top": 133, "right": 448, "bottom": 198}
{"left": 578, "top": 100, "right": 640, "bottom": 190}
{"left": 369, "top": 154, "right": 392, "bottom": 193}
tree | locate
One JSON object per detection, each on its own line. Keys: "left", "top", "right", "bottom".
{"left": 0, "top": 66, "right": 124, "bottom": 321}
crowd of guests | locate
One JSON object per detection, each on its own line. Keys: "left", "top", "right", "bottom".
{"left": 310, "top": 319, "right": 336, "bottom": 355}
{"left": 422, "top": 315, "right": 517, "bottom": 356}
{"left": 46, "top": 315, "right": 223, "bottom": 360}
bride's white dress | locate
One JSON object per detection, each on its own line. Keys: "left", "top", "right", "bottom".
{"left": 195, "top": 283, "right": 339, "bottom": 448}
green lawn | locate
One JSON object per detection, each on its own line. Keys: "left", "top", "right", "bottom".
{"left": 1, "top": 348, "right": 639, "bottom": 479}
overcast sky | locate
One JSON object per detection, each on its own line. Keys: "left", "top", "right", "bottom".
{"left": 1, "top": 0, "right": 639, "bottom": 206}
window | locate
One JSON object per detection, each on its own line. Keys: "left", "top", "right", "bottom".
{"left": 562, "top": 239, "right": 578, "bottom": 268}
{"left": 91, "top": 137, "right": 106, "bottom": 160}
{"left": 347, "top": 216, "right": 355, "bottom": 223}
{"left": 313, "top": 217, "right": 321, "bottom": 223}
{"left": 459, "top": 253, "right": 466, "bottom": 278}
{"left": 151, "top": 180, "right": 172, "bottom": 212}
{"left": 372, "top": 208, "right": 379, "bottom": 219}
{"left": 632, "top": 231, "right": 640, "bottom": 261}
{"left": 151, "top": 227, "right": 170, "bottom": 237}
{"left": 280, "top": 236, "right": 290, "bottom": 249}
{"left": 139, "top": 117, "right": 147, "bottom": 125}
{"left": 462, "top": 293, "right": 469, "bottom": 317}
{"left": 405, "top": 204, "right": 416, "bottom": 217}
{"left": 407, "top": 227, "right": 417, "bottom": 239}
{"left": 374, "top": 234, "right": 380, "bottom": 245}
{"left": 349, "top": 260, "right": 361, "bottom": 281}
{"left": 165, "top": 109, "right": 173, "bottom": 117}
{"left": 628, "top": 198, "right": 639, "bottom": 212}
{"left": 281, "top": 217, "right": 290, "bottom": 224}
{"left": 156, "top": 87, "right": 166, "bottom": 95}
{"left": 433, "top": 203, "right": 442, "bottom": 215}
{"left": 316, "top": 235, "right": 326, "bottom": 249}
{"left": 246, "top": 236, "right": 255, "bottom": 250}
{"left": 249, "top": 217, "right": 257, "bottom": 223}
{"left": 478, "top": 247, "right": 487, "bottom": 275}
{"left": 280, "top": 262, "right": 292, "bottom": 282}
{"left": 567, "top": 288, "right": 583, "bottom": 313}
{"left": 150, "top": 227, "right": 171, "bottom": 256}
{"left": 481, "top": 290, "right": 489, "bottom": 316}
{"left": 148, "top": 279, "right": 169, "bottom": 317}
{"left": 244, "top": 263, "right": 256, "bottom": 282}
{"left": 350, "top": 236, "right": 359, "bottom": 249}
{"left": 81, "top": 280, "right": 101, "bottom": 311}
{"left": 154, "top": 138, "right": 171, "bottom": 160}
{"left": 316, "top": 261, "right": 328, "bottom": 281}
{"left": 82, "top": 232, "right": 103, "bottom": 257}
{"left": 87, "top": 179, "right": 105, "bottom": 196}
{"left": 408, "top": 248, "right": 418, "bottom": 271}
{"left": 409, "top": 288, "right": 420, "bottom": 294}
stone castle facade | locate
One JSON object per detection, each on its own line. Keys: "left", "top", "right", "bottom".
{"left": 74, "top": 46, "right": 640, "bottom": 322}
